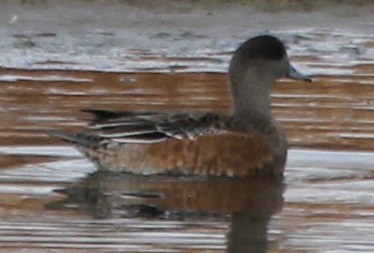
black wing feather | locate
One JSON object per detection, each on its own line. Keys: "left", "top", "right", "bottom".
{"left": 81, "top": 109, "right": 225, "bottom": 144}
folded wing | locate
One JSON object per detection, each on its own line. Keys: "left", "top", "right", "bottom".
{"left": 81, "top": 109, "right": 227, "bottom": 145}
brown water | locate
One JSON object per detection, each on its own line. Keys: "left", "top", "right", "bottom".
{"left": 0, "top": 1, "right": 374, "bottom": 252}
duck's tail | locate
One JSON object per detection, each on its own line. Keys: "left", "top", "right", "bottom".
{"left": 46, "top": 130, "right": 98, "bottom": 148}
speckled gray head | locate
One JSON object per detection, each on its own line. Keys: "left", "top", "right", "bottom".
{"left": 229, "top": 34, "right": 311, "bottom": 84}
{"left": 228, "top": 35, "right": 311, "bottom": 119}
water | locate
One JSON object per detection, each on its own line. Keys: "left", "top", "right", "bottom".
{"left": 0, "top": 1, "right": 373, "bottom": 252}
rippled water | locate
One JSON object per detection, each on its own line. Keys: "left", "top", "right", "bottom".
{"left": 0, "top": 1, "right": 373, "bottom": 252}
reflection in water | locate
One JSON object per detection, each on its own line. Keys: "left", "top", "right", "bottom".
{"left": 228, "top": 213, "right": 269, "bottom": 253}
{"left": 51, "top": 172, "right": 285, "bottom": 252}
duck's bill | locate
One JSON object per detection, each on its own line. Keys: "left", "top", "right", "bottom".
{"left": 288, "top": 65, "right": 312, "bottom": 82}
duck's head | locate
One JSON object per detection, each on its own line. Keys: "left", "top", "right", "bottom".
{"left": 228, "top": 35, "right": 311, "bottom": 119}
{"left": 229, "top": 34, "right": 311, "bottom": 87}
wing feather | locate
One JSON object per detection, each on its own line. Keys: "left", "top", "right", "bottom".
{"left": 82, "top": 109, "right": 227, "bottom": 144}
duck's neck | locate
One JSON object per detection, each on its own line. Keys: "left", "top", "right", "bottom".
{"left": 229, "top": 70, "right": 274, "bottom": 125}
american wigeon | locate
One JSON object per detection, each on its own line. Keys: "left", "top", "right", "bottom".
{"left": 49, "top": 35, "right": 311, "bottom": 176}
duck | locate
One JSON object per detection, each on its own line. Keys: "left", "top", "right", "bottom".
{"left": 49, "top": 34, "right": 311, "bottom": 177}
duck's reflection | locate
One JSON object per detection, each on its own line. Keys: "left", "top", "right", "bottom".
{"left": 51, "top": 172, "right": 285, "bottom": 252}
